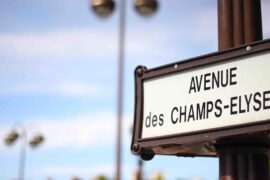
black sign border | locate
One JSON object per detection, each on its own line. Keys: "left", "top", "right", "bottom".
{"left": 131, "top": 39, "right": 270, "bottom": 157}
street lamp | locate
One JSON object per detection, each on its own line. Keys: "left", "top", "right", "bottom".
{"left": 134, "top": 0, "right": 158, "bottom": 16}
{"left": 4, "top": 130, "right": 19, "bottom": 145}
{"left": 29, "top": 134, "right": 44, "bottom": 148}
{"left": 91, "top": 0, "right": 115, "bottom": 17}
{"left": 90, "top": 0, "right": 158, "bottom": 179}
{"left": 4, "top": 125, "right": 44, "bottom": 180}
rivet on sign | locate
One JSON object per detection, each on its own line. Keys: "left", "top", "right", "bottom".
{"left": 133, "top": 143, "right": 140, "bottom": 152}
{"left": 137, "top": 68, "right": 143, "bottom": 77}
{"left": 246, "top": 46, "right": 251, "bottom": 51}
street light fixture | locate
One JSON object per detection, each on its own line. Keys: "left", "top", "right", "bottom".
{"left": 90, "top": 0, "right": 158, "bottom": 179}
{"left": 91, "top": 0, "right": 115, "bottom": 17}
{"left": 29, "top": 134, "right": 44, "bottom": 148}
{"left": 134, "top": 0, "right": 158, "bottom": 16}
{"left": 4, "top": 126, "right": 44, "bottom": 180}
{"left": 4, "top": 130, "right": 19, "bottom": 145}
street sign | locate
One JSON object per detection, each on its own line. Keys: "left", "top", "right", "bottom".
{"left": 131, "top": 39, "right": 270, "bottom": 158}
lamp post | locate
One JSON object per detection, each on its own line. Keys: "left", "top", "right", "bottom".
{"left": 216, "top": 0, "right": 269, "bottom": 179}
{"left": 90, "top": 0, "right": 158, "bottom": 179}
{"left": 4, "top": 125, "right": 44, "bottom": 180}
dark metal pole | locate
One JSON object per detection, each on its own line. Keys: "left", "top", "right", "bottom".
{"left": 19, "top": 127, "right": 26, "bottom": 180}
{"left": 243, "top": 0, "right": 263, "bottom": 43}
{"left": 217, "top": 0, "right": 269, "bottom": 180}
{"left": 218, "top": 0, "right": 233, "bottom": 50}
{"left": 217, "top": 137, "right": 269, "bottom": 180}
{"left": 218, "top": 0, "right": 263, "bottom": 49}
{"left": 138, "top": 159, "right": 142, "bottom": 180}
{"left": 218, "top": 147, "right": 237, "bottom": 180}
{"left": 236, "top": 153, "right": 248, "bottom": 180}
{"left": 248, "top": 152, "right": 269, "bottom": 179}
{"left": 232, "top": 0, "right": 244, "bottom": 46}
{"left": 116, "top": 0, "right": 126, "bottom": 179}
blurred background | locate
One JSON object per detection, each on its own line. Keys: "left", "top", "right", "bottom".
{"left": 0, "top": 0, "right": 269, "bottom": 179}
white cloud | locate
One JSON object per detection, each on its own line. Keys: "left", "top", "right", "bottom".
{"left": 0, "top": 29, "right": 115, "bottom": 97}
{"left": 0, "top": 29, "right": 116, "bottom": 97}
{"left": 36, "top": 112, "right": 117, "bottom": 150}
{"left": 0, "top": 29, "right": 117, "bottom": 60}
{"left": 32, "top": 163, "right": 134, "bottom": 179}
{"left": 0, "top": 80, "right": 103, "bottom": 97}
{"left": 0, "top": 112, "right": 116, "bottom": 152}
{"left": 0, "top": 111, "right": 132, "bottom": 158}
{"left": 34, "top": 164, "right": 114, "bottom": 178}
{"left": 191, "top": 177, "right": 204, "bottom": 180}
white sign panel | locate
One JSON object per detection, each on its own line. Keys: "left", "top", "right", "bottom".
{"left": 142, "top": 52, "right": 270, "bottom": 139}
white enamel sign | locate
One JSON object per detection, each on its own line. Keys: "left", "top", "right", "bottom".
{"left": 142, "top": 52, "right": 270, "bottom": 139}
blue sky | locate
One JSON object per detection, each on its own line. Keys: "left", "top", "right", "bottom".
{"left": 0, "top": 0, "right": 270, "bottom": 179}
